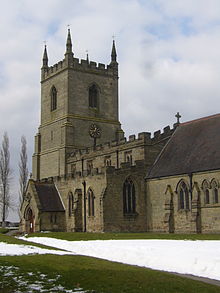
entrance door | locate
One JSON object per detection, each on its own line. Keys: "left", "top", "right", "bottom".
{"left": 25, "top": 208, "right": 34, "bottom": 233}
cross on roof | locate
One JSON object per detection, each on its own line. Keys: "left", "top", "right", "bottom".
{"left": 175, "top": 112, "right": 181, "bottom": 124}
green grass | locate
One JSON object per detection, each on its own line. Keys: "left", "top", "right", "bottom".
{"left": 27, "top": 231, "right": 220, "bottom": 241}
{"left": 0, "top": 228, "right": 9, "bottom": 234}
{"left": 0, "top": 233, "right": 64, "bottom": 251}
{"left": 1, "top": 233, "right": 220, "bottom": 292}
{"left": 0, "top": 254, "right": 220, "bottom": 293}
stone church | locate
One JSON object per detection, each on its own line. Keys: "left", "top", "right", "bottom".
{"left": 20, "top": 30, "right": 220, "bottom": 234}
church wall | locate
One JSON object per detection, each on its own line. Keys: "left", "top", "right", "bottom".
{"left": 193, "top": 171, "right": 220, "bottom": 233}
{"left": 148, "top": 170, "right": 220, "bottom": 233}
{"left": 68, "top": 69, "right": 118, "bottom": 121}
{"left": 54, "top": 172, "right": 107, "bottom": 232}
{"left": 103, "top": 163, "right": 148, "bottom": 232}
{"left": 40, "top": 212, "right": 66, "bottom": 232}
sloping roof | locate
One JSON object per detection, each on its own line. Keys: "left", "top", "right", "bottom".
{"left": 147, "top": 113, "right": 220, "bottom": 179}
{"left": 34, "top": 182, "right": 65, "bottom": 212}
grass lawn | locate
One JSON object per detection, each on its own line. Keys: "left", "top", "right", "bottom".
{"left": 0, "top": 228, "right": 9, "bottom": 234}
{"left": 0, "top": 233, "right": 64, "bottom": 251}
{"left": 27, "top": 231, "right": 220, "bottom": 241}
{"left": 1, "top": 254, "right": 220, "bottom": 293}
{"left": 1, "top": 233, "right": 220, "bottom": 292}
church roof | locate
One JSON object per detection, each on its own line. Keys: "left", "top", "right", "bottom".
{"left": 34, "top": 182, "right": 65, "bottom": 212}
{"left": 147, "top": 113, "right": 220, "bottom": 179}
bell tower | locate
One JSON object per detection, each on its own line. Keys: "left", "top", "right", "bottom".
{"left": 32, "top": 30, "right": 124, "bottom": 180}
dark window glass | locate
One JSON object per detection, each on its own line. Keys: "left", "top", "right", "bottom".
{"left": 123, "top": 178, "right": 136, "bottom": 214}
{"left": 89, "top": 85, "right": 98, "bottom": 108}
{"left": 51, "top": 86, "right": 57, "bottom": 111}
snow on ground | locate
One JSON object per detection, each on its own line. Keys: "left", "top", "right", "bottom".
{"left": 0, "top": 242, "right": 75, "bottom": 256}
{"left": 20, "top": 237, "right": 220, "bottom": 281}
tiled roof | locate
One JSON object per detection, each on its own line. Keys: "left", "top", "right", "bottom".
{"left": 147, "top": 113, "right": 220, "bottom": 179}
{"left": 34, "top": 182, "right": 65, "bottom": 212}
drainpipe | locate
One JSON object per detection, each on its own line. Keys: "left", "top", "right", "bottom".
{"left": 81, "top": 158, "right": 84, "bottom": 175}
{"left": 82, "top": 180, "right": 86, "bottom": 232}
{"left": 116, "top": 150, "right": 119, "bottom": 169}
{"left": 189, "top": 173, "right": 193, "bottom": 208}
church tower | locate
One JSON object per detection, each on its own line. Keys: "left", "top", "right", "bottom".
{"left": 32, "top": 30, "right": 124, "bottom": 180}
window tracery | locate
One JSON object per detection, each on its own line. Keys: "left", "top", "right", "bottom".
{"left": 123, "top": 178, "right": 136, "bottom": 214}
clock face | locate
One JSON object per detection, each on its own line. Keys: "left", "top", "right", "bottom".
{"left": 89, "top": 124, "right": 101, "bottom": 138}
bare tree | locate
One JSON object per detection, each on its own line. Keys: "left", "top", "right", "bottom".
{"left": 0, "top": 132, "right": 11, "bottom": 227}
{"left": 19, "top": 136, "right": 28, "bottom": 208}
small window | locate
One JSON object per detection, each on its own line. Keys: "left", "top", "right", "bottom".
{"left": 89, "top": 84, "right": 98, "bottom": 108}
{"left": 105, "top": 156, "right": 111, "bottom": 167}
{"left": 88, "top": 188, "right": 95, "bottom": 216}
{"left": 51, "top": 86, "right": 57, "bottom": 111}
{"left": 50, "top": 213, "right": 57, "bottom": 224}
{"left": 124, "top": 151, "right": 132, "bottom": 165}
{"left": 71, "top": 164, "right": 76, "bottom": 176}
{"left": 87, "top": 160, "right": 93, "bottom": 175}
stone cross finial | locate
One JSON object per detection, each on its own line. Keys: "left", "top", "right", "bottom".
{"left": 175, "top": 112, "right": 181, "bottom": 124}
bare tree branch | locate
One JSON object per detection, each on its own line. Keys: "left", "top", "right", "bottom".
{"left": 0, "top": 132, "right": 12, "bottom": 227}
{"left": 19, "top": 136, "right": 28, "bottom": 211}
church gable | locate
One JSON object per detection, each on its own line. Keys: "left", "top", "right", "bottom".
{"left": 148, "top": 113, "right": 220, "bottom": 179}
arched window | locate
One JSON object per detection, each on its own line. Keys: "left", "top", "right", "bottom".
{"left": 178, "top": 181, "right": 190, "bottom": 210}
{"left": 211, "top": 180, "right": 218, "bottom": 204}
{"left": 214, "top": 188, "right": 218, "bottom": 203}
{"left": 51, "top": 86, "right": 57, "bottom": 111}
{"left": 123, "top": 178, "right": 136, "bottom": 214}
{"left": 202, "top": 180, "right": 210, "bottom": 204}
{"left": 89, "top": 84, "right": 98, "bottom": 108}
{"left": 88, "top": 188, "right": 95, "bottom": 216}
{"left": 205, "top": 189, "right": 210, "bottom": 204}
{"left": 68, "top": 192, "right": 74, "bottom": 217}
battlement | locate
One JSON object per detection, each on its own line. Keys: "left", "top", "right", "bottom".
{"left": 42, "top": 55, "right": 117, "bottom": 81}
{"left": 67, "top": 125, "right": 175, "bottom": 161}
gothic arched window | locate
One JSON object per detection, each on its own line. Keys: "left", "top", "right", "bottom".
{"left": 202, "top": 180, "right": 210, "bottom": 204}
{"left": 68, "top": 192, "right": 74, "bottom": 217}
{"left": 214, "top": 188, "right": 218, "bottom": 203}
{"left": 178, "top": 181, "right": 190, "bottom": 210}
{"left": 88, "top": 188, "right": 95, "bottom": 216}
{"left": 51, "top": 86, "right": 57, "bottom": 111}
{"left": 123, "top": 178, "right": 136, "bottom": 214}
{"left": 211, "top": 180, "right": 219, "bottom": 204}
{"left": 89, "top": 84, "right": 98, "bottom": 108}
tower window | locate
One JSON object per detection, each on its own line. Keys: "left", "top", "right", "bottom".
{"left": 89, "top": 84, "right": 98, "bottom": 108}
{"left": 51, "top": 86, "right": 57, "bottom": 111}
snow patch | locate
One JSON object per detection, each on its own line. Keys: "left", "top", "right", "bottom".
{"left": 23, "top": 237, "right": 220, "bottom": 281}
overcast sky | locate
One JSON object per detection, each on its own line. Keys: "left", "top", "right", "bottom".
{"left": 2, "top": 0, "right": 220, "bottom": 220}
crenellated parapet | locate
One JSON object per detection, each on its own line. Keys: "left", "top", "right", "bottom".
{"left": 41, "top": 57, "right": 118, "bottom": 81}
{"left": 41, "top": 29, "right": 118, "bottom": 81}
{"left": 67, "top": 124, "right": 176, "bottom": 162}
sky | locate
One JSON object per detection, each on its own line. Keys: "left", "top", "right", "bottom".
{"left": 2, "top": 0, "right": 220, "bottom": 220}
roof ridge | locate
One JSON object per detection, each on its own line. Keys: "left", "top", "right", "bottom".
{"left": 181, "top": 113, "right": 220, "bottom": 126}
